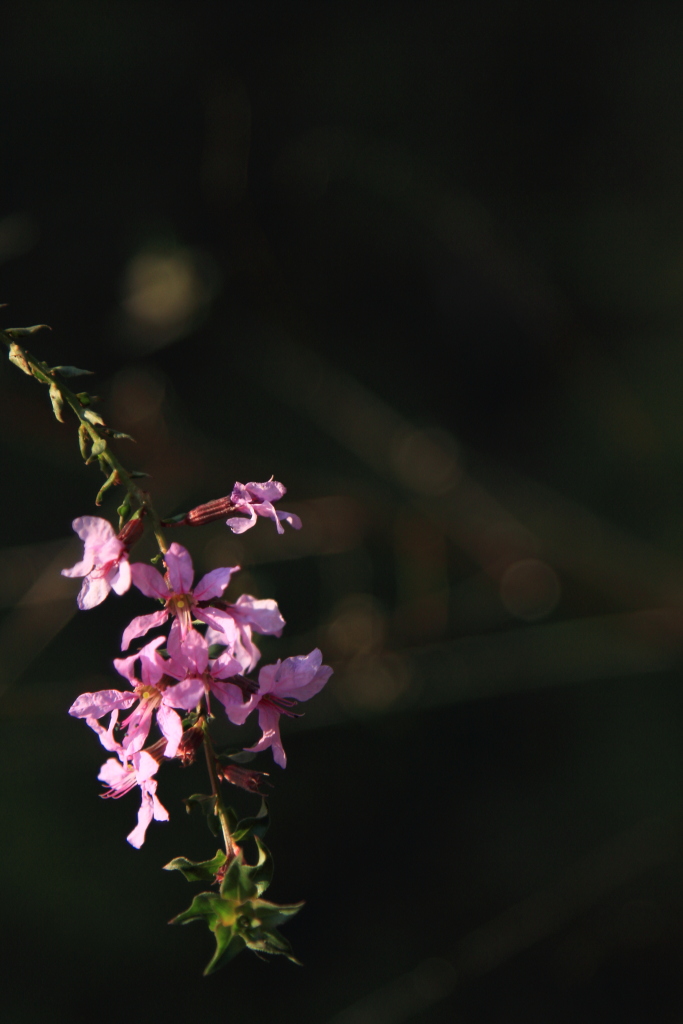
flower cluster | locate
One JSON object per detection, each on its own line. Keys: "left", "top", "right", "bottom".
{"left": 64, "top": 481, "right": 331, "bottom": 848}
{"left": 5, "top": 320, "right": 332, "bottom": 971}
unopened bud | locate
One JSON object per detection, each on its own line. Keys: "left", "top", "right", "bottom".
{"left": 218, "top": 763, "right": 271, "bottom": 795}
{"left": 117, "top": 510, "right": 146, "bottom": 549}
{"left": 177, "top": 723, "right": 204, "bottom": 766}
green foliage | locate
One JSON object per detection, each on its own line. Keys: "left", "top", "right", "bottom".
{"left": 169, "top": 843, "right": 303, "bottom": 974}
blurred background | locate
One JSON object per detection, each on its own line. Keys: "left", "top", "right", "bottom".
{"left": 3, "top": 2, "right": 683, "bottom": 1021}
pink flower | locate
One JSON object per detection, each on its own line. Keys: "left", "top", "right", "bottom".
{"left": 69, "top": 637, "right": 202, "bottom": 758}
{"left": 61, "top": 516, "right": 132, "bottom": 610}
{"left": 225, "top": 479, "right": 302, "bottom": 535}
{"left": 98, "top": 749, "right": 169, "bottom": 848}
{"left": 162, "top": 627, "right": 250, "bottom": 719}
{"left": 206, "top": 593, "right": 286, "bottom": 673}
{"left": 121, "top": 542, "right": 239, "bottom": 651}
{"left": 228, "top": 649, "right": 333, "bottom": 768}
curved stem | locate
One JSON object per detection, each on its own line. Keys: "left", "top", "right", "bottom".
{"left": 1, "top": 332, "right": 169, "bottom": 555}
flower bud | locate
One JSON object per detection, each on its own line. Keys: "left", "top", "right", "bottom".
{"left": 117, "top": 510, "right": 146, "bottom": 549}
{"left": 218, "top": 763, "right": 271, "bottom": 795}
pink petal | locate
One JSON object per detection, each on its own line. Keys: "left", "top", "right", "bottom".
{"left": 193, "top": 565, "right": 239, "bottom": 601}
{"left": 225, "top": 506, "right": 257, "bottom": 534}
{"left": 121, "top": 609, "right": 169, "bottom": 651}
{"left": 251, "top": 500, "right": 284, "bottom": 533}
{"left": 165, "top": 542, "right": 194, "bottom": 594}
{"left": 211, "top": 679, "right": 252, "bottom": 724}
{"left": 61, "top": 557, "right": 94, "bottom": 580}
{"left": 131, "top": 562, "right": 168, "bottom": 600}
{"left": 72, "top": 515, "right": 118, "bottom": 549}
{"left": 86, "top": 712, "right": 123, "bottom": 753}
{"left": 134, "top": 750, "right": 160, "bottom": 783}
{"left": 247, "top": 705, "right": 287, "bottom": 768}
{"left": 195, "top": 605, "right": 239, "bottom": 643}
{"left": 210, "top": 651, "right": 243, "bottom": 679}
{"left": 98, "top": 756, "right": 131, "bottom": 789}
{"left": 163, "top": 676, "right": 205, "bottom": 711}
{"left": 167, "top": 626, "right": 208, "bottom": 675}
{"left": 109, "top": 558, "right": 132, "bottom": 596}
{"left": 77, "top": 574, "right": 111, "bottom": 610}
{"left": 121, "top": 702, "right": 155, "bottom": 754}
{"left": 127, "top": 787, "right": 155, "bottom": 848}
{"left": 156, "top": 704, "right": 183, "bottom": 757}
{"left": 69, "top": 689, "right": 136, "bottom": 719}
{"left": 138, "top": 635, "right": 168, "bottom": 686}
{"left": 245, "top": 480, "right": 287, "bottom": 502}
{"left": 232, "top": 594, "right": 285, "bottom": 635}
{"left": 276, "top": 509, "right": 302, "bottom": 531}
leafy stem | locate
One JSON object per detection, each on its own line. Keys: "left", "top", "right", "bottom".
{"left": 1, "top": 327, "right": 168, "bottom": 555}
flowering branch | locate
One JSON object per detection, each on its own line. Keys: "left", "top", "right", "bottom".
{"left": 4, "top": 319, "right": 332, "bottom": 973}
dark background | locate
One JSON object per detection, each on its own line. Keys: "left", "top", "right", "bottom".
{"left": 3, "top": 2, "right": 683, "bottom": 1021}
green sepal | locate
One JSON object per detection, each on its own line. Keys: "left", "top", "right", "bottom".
{"left": 83, "top": 408, "right": 105, "bottom": 426}
{"left": 164, "top": 512, "right": 188, "bottom": 524}
{"left": 51, "top": 365, "right": 94, "bottom": 377}
{"left": 96, "top": 469, "right": 119, "bottom": 506}
{"left": 49, "top": 383, "right": 65, "bottom": 422}
{"left": 7, "top": 342, "right": 33, "bottom": 375}
{"left": 4, "top": 324, "right": 51, "bottom": 338}
{"left": 248, "top": 837, "right": 274, "bottom": 895}
{"left": 204, "top": 928, "right": 247, "bottom": 975}
{"left": 164, "top": 849, "right": 227, "bottom": 882}
{"left": 78, "top": 424, "right": 89, "bottom": 459}
{"left": 85, "top": 438, "right": 107, "bottom": 464}
{"left": 219, "top": 854, "right": 259, "bottom": 902}
{"left": 232, "top": 800, "right": 270, "bottom": 843}
{"left": 107, "top": 429, "right": 136, "bottom": 442}
{"left": 170, "top": 891, "right": 236, "bottom": 928}
{"left": 183, "top": 793, "right": 220, "bottom": 837}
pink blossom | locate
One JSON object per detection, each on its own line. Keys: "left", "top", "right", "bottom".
{"left": 225, "top": 479, "right": 302, "bottom": 535}
{"left": 69, "top": 637, "right": 202, "bottom": 758}
{"left": 228, "top": 649, "right": 333, "bottom": 768}
{"left": 163, "top": 627, "right": 248, "bottom": 720}
{"left": 206, "top": 593, "right": 286, "bottom": 673}
{"left": 61, "top": 516, "right": 132, "bottom": 610}
{"left": 121, "top": 541, "right": 239, "bottom": 651}
{"left": 98, "top": 749, "right": 169, "bottom": 848}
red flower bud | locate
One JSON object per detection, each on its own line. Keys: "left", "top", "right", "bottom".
{"left": 117, "top": 510, "right": 146, "bottom": 549}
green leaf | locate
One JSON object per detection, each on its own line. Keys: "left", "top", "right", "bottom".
{"left": 233, "top": 800, "right": 270, "bottom": 843}
{"left": 248, "top": 897, "right": 305, "bottom": 930}
{"left": 51, "top": 364, "right": 94, "bottom": 377}
{"left": 204, "top": 926, "right": 246, "bottom": 975}
{"left": 96, "top": 470, "right": 119, "bottom": 506}
{"left": 245, "top": 837, "right": 274, "bottom": 896}
{"left": 183, "top": 793, "right": 220, "bottom": 837}
{"left": 170, "top": 891, "right": 234, "bottom": 928}
{"left": 219, "top": 855, "right": 258, "bottom": 902}
{"left": 164, "top": 849, "right": 226, "bottom": 882}
{"left": 243, "top": 925, "right": 302, "bottom": 964}
{"left": 83, "top": 408, "right": 105, "bottom": 426}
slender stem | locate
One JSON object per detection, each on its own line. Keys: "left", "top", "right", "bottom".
{"left": 1, "top": 332, "right": 169, "bottom": 555}
{"left": 202, "top": 723, "right": 237, "bottom": 860}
